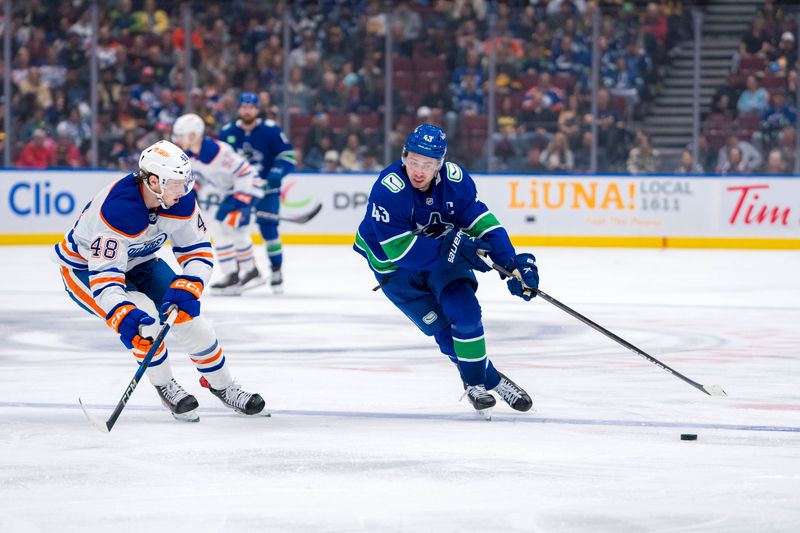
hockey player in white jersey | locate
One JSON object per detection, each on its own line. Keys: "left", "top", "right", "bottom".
{"left": 52, "top": 140, "right": 266, "bottom": 421}
{"left": 172, "top": 113, "right": 266, "bottom": 295}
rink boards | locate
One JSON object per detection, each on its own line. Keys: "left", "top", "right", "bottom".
{"left": 0, "top": 170, "right": 798, "bottom": 248}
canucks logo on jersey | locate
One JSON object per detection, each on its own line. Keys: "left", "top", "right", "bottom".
{"left": 415, "top": 212, "right": 454, "bottom": 239}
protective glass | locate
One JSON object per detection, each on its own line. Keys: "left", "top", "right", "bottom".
{"left": 163, "top": 176, "right": 194, "bottom": 196}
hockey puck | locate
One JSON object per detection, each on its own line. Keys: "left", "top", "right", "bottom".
{"left": 680, "top": 433, "right": 698, "bottom": 441}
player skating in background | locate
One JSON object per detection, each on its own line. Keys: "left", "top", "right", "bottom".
{"left": 172, "top": 113, "right": 266, "bottom": 295}
{"left": 354, "top": 124, "right": 540, "bottom": 419}
{"left": 221, "top": 93, "right": 296, "bottom": 293}
{"left": 52, "top": 140, "right": 266, "bottom": 421}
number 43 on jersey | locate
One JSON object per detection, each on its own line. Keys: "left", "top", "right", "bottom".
{"left": 372, "top": 204, "right": 390, "bottom": 223}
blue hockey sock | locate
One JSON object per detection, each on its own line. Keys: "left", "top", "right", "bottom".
{"left": 440, "top": 280, "right": 493, "bottom": 387}
{"left": 258, "top": 222, "right": 283, "bottom": 269}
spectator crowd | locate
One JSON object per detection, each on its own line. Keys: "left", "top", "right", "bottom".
{"left": 700, "top": 0, "right": 798, "bottom": 175}
{"left": 3, "top": 0, "right": 797, "bottom": 174}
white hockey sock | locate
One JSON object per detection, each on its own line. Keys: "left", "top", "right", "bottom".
{"left": 236, "top": 244, "right": 255, "bottom": 272}
{"left": 172, "top": 315, "right": 233, "bottom": 389}
{"left": 215, "top": 244, "right": 238, "bottom": 275}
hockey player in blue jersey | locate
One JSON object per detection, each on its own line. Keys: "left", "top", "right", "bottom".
{"left": 354, "top": 124, "right": 539, "bottom": 418}
{"left": 221, "top": 92, "right": 296, "bottom": 292}
{"left": 52, "top": 140, "right": 266, "bottom": 421}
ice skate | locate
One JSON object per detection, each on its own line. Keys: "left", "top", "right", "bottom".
{"left": 461, "top": 383, "right": 495, "bottom": 420}
{"left": 211, "top": 271, "right": 242, "bottom": 296}
{"left": 493, "top": 372, "right": 533, "bottom": 412}
{"left": 154, "top": 379, "right": 199, "bottom": 422}
{"left": 199, "top": 376, "right": 267, "bottom": 416}
{"left": 238, "top": 267, "right": 266, "bottom": 292}
{"left": 270, "top": 266, "right": 283, "bottom": 294}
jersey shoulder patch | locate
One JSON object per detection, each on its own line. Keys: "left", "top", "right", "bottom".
{"left": 445, "top": 162, "right": 463, "bottom": 182}
{"left": 381, "top": 172, "right": 405, "bottom": 193}
{"left": 100, "top": 174, "right": 149, "bottom": 237}
{"left": 220, "top": 123, "right": 237, "bottom": 144}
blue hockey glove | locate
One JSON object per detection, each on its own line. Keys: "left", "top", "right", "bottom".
{"left": 504, "top": 253, "right": 539, "bottom": 301}
{"left": 215, "top": 193, "right": 252, "bottom": 223}
{"left": 106, "top": 302, "right": 156, "bottom": 351}
{"left": 440, "top": 230, "right": 493, "bottom": 272}
{"left": 160, "top": 275, "right": 204, "bottom": 324}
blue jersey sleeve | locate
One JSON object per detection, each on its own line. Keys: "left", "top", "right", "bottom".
{"left": 264, "top": 125, "right": 296, "bottom": 185}
{"left": 368, "top": 173, "right": 441, "bottom": 270}
{"left": 450, "top": 163, "right": 516, "bottom": 266}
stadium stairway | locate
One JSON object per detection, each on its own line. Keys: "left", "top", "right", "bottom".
{"left": 642, "top": 0, "right": 764, "bottom": 168}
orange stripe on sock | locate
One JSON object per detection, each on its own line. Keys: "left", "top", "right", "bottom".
{"left": 191, "top": 347, "right": 222, "bottom": 365}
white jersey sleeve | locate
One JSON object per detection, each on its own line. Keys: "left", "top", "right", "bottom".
{"left": 165, "top": 199, "right": 215, "bottom": 286}
{"left": 192, "top": 138, "right": 265, "bottom": 199}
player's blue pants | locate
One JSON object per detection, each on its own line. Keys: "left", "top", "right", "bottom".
{"left": 377, "top": 265, "right": 500, "bottom": 388}
{"left": 255, "top": 191, "right": 282, "bottom": 269}
{"left": 59, "top": 258, "right": 177, "bottom": 368}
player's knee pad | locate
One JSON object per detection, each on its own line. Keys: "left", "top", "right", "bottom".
{"left": 440, "top": 280, "right": 482, "bottom": 328}
{"left": 233, "top": 227, "right": 254, "bottom": 248}
{"left": 125, "top": 291, "right": 160, "bottom": 339}
{"left": 172, "top": 315, "right": 217, "bottom": 354}
{"left": 257, "top": 220, "right": 279, "bottom": 238}
{"left": 210, "top": 219, "right": 236, "bottom": 244}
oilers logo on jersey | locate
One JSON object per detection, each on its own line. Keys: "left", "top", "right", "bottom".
{"left": 128, "top": 233, "right": 168, "bottom": 258}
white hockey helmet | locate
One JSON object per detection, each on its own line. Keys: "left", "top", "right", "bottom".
{"left": 138, "top": 140, "right": 194, "bottom": 204}
{"left": 172, "top": 113, "right": 205, "bottom": 147}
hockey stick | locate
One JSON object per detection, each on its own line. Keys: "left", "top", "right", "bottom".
{"left": 79, "top": 307, "right": 180, "bottom": 433}
{"left": 477, "top": 251, "right": 727, "bottom": 397}
{"left": 255, "top": 202, "right": 322, "bottom": 224}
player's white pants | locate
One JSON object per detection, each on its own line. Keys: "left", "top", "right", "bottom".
{"left": 210, "top": 218, "right": 256, "bottom": 275}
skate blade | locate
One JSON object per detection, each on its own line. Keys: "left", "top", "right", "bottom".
{"left": 172, "top": 409, "right": 200, "bottom": 423}
{"left": 270, "top": 284, "right": 284, "bottom": 294}
{"left": 235, "top": 409, "right": 271, "bottom": 417}
{"left": 475, "top": 407, "right": 493, "bottom": 421}
{"left": 211, "top": 286, "right": 243, "bottom": 297}
{"left": 239, "top": 277, "right": 267, "bottom": 292}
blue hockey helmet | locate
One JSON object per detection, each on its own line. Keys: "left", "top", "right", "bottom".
{"left": 239, "top": 92, "right": 259, "bottom": 107}
{"left": 403, "top": 123, "right": 447, "bottom": 168}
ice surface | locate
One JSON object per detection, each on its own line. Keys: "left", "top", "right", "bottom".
{"left": 1, "top": 245, "right": 799, "bottom": 532}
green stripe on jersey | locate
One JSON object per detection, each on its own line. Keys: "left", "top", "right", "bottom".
{"left": 276, "top": 150, "right": 297, "bottom": 164}
{"left": 380, "top": 231, "right": 417, "bottom": 262}
{"left": 466, "top": 211, "right": 503, "bottom": 238}
{"left": 355, "top": 231, "right": 398, "bottom": 273}
{"left": 453, "top": 335, "right": 487, "bottom": 361}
